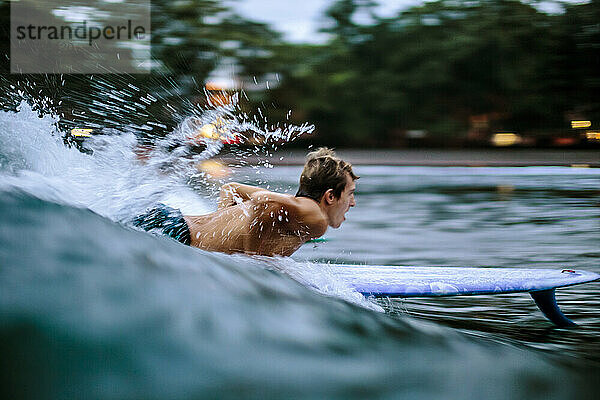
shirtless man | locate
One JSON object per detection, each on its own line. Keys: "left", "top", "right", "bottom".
{"left": 133, "top": 148, "right": 358, "bottom": 256}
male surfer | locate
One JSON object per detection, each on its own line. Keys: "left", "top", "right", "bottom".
{"left": 133, "top": 148, "right": 358, "bottom": 256}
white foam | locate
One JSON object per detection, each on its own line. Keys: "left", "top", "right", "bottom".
{"left": 0, "top": 101, "right": 211, "bottom": 220}
{"left": 257, "top": 256, "right": 384, "bottom": 312}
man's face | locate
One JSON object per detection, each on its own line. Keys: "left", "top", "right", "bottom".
{"left": 329, "top": 173, "right": 356, "bottom": 228}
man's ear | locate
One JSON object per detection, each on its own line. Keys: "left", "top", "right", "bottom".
{"left": 323, "top": 189, "right": 335, "bottom": 205}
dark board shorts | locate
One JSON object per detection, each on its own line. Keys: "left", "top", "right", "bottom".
{"left": 132, "top": 203, "right": 191, "bottom": 245}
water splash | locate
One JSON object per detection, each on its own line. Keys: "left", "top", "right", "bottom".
{"left": 0, "top": 100, "right": 194, "bottom": 219}
{"left": 255, "top": 256, "right": 384, "bottom": 312}
{"left": 0, "top": 78, "right": 393, "bottom": 313}
{"left": 0, "top": 75, "right": 313, "bottom": 216}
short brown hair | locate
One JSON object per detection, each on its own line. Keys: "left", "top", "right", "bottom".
{"left": 295, "top": 147, "right": 359, "bottom": 202}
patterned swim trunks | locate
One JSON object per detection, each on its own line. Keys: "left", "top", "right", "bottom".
{"left": 132, "top": 203, "right": 191, "bottom": 245}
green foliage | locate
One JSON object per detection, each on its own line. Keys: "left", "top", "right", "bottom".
{"left": 1, "top": 0, "right": 599, "bottom": 146}
{"left": 0, "top": 0, "right": 282, "bottom": 136}
{"left": 257, "top": 0, "right": 600, "bottom": 146}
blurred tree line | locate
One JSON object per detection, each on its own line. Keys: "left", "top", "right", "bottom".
{"left": 264, "top": 0, "right": 600, "bottom": 146}
{"left": 1, "top": 0, "right": 599, "bottom": 147}
{"left": 0, "top": 0, "right": 281, "bottom": 141}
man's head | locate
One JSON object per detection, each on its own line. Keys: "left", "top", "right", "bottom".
{"left": 296, "top": 147, "right": 358, "bottom": 228}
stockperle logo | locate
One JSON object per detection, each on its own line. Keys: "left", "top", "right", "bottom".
{"left": 10, "top": 0, "right": 151, "bottom": 74}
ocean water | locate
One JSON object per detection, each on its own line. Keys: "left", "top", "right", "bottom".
{"left": 1, "top": 103, "right": 599, "bottom": 399}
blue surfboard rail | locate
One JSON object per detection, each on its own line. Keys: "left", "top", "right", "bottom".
{"left": 327, "top": 265, "right": 600, "bottom": 327}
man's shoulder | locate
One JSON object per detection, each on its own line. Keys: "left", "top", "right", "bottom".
{"left": 255, "top": 193, "right": 327, "bottom": 234}
{"left": 266, "top": 194, "right": 322, "bottom": 217}
{"left": 290, "top": 197, "right": 328, "bottom": 234}
{"left": 292, "top": 196, "right": 322, "bottom": 214}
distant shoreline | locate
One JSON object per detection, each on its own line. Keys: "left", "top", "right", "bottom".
{"left": 222, "top": 149, "right": 600, "bottom": 168}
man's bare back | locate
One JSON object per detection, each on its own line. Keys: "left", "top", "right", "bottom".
{"left": 184, "top": 186, "right": 329, "bottom": 256}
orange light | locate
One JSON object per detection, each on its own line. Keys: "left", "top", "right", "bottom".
{"left": 585, "top": 131, "right": 600, "bottom": 141}
{"left": 197, "top": 160, "right": 231, "bottom": 179}
{"left": 205, "top": 83, "right": 222, "bottom": 91}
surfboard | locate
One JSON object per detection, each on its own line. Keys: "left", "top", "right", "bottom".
{"left": 327, "top": 265, "right": 600, "bottom": 327}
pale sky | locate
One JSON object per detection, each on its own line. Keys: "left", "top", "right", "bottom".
{"left": 209, "top": 0, "right": 580, "bottom": 86}
{"left": 235, "top": 0, "right": 578, "bottom": 43}
{"left": 235, "top": 0, "right": 423, "bottom": 43}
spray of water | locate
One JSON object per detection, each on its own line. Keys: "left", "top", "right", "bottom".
{"left": 0, "top": 78, "right": 377, "bottom": 310}
{"left": 0, "top": 75, "right": 313, "bottom": 214}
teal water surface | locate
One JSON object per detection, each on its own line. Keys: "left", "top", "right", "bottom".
{"left": 1, "top": 104, "right": 599, "bottom": 399}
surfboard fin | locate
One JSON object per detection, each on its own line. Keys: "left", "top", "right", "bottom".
{"left": 530, "top": 289, "right": 576, "bottom": 327}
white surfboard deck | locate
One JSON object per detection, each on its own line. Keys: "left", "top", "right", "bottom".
{"left": 325, "top": 265, "right": 600, "bottom": 327}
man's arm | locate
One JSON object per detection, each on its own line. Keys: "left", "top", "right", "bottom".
{"left": 218, "top": 182, "right": 266, "bottom": 209}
